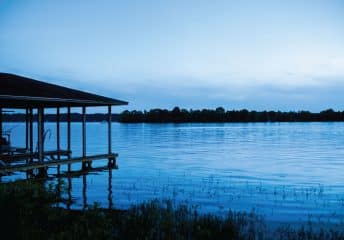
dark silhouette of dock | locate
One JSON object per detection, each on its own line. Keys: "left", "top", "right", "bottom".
{"left": 0, "top": 73, "right": 128, "bottom": 177}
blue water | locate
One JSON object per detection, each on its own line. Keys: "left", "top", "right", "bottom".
{"left": 3, "top": 122, "right": 344, "bottom": 226}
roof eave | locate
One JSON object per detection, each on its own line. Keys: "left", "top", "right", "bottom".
{"left": 0, "top": 95, "right": 128, "bottom": 108}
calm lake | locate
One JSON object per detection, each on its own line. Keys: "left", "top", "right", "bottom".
{"left": 3, "top": 122, "right": 344, "bottom": 227}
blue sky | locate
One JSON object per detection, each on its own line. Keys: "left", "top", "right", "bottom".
{"left": 1, "top": 0, "right": 344, "bottom": 112}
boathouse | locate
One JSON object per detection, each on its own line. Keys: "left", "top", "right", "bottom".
{"left": 0, "top": 72, "right": 128, "bottom": 176}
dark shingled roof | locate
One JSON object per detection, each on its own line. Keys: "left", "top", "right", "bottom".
{"left": 0, "top": 73, "right": 128, "bottom": 108}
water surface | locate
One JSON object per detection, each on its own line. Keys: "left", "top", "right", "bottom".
{"left": 3, "top": 122, "right": 344, "bottom": 226}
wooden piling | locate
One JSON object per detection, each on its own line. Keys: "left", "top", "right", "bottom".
{"left": 67, "top": 106, "right": 71, "bottom": 172}
{"left": 37, "top": 107, "right": 44, "bottom": 163}
{"left": 29, "top": 108, "right": 33, "bottom": 163}
{"left": 25, "top": 108, "right": 29, "bottom": 151}
{"left": 108, "top": 105, "right": 113, "bottom": 167}
{"left": 56, "top": 107, "right": 61, "bottom": 174}
{"left": 82, "top": 106, "right": 88, "bottom": 169}
{"left": 37, "top": 107, "right": 47, "bottom": 177}
{"left": 0, "top": 107, "right": 2, "bottom": 137}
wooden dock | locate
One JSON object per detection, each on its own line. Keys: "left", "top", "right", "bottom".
{"left": 0, "top": 150, "right": 71, "bottom": 163}
{"left": 0, "top": 73, "right": 128, "bottom": 178}
{"left": 0, "top": 153, "right": 117, "bottom": 173}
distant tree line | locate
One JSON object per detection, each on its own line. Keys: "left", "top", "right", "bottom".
{"left": 2, "top": 108, "right": 344, "bottom": 123}
{"left": 1, "top": 113, "right": 120, "bottom": 122}
{"left": 119, "top": 107, "right": 344, "bottom": 123}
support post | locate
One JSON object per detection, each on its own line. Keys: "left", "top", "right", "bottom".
{"left": 37, "top": 107, "right": 44, "bottom": 163}
{"left": 25, "top": 108, "right": 29, "bottom": 164}
{"left": 37, "top": 107, "right": 47, "bottom": 177}
{"left": 56, "top": 107, "right": 61, "bottom": 174}
{"left": 107, "top": 105, "right": 115, "bottom": 168}
{"left": 0, "top": 107, "right": 2, "bottom": 138}
{"left": 29, "top": 108, "right": 33, "bottom": 163}
{"left": 82, "top": 106, "right": 88, "bottom": 169}
{"left": 67, "top": 107, "right": 71, "bottom": 172}
{"left": 25, "top": 108, "right": 29, "bottom": 151}
{"left": 0, "top": 107, "right": 2, "bottom": 173}
{"left": 108, "top": 105, "right": 112, "bottom": 154}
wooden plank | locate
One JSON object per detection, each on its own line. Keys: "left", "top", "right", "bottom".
{"left": 0, "top": 150, "right": 72, "bottom": 162}
{"left": 44, "top": 150, "right": 71, "bottom": 155}
{"left": 0, "top": 153, "right": 35, "bottom": 162}
{"left": 72, "top": 153, "right": 118, "bottom": 162}
{"left": 54, "top": 166, "right": 112, "bottom": 178}
{"left": 0, "top": 153, "right": 117, "bottom": 172}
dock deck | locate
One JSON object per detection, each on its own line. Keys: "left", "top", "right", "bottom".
{"left": 0, "top": 152, "right": 117, "bottom": 174}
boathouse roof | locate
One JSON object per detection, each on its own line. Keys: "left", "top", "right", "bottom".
{"left": 0, "top": 73, "right": 128, "bottom": 108}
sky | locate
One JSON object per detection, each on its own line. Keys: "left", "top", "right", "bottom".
{"left": 0, "top": 0, "right": 344, "bottom": 112}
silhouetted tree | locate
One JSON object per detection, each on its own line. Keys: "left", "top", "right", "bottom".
{"left": 3, "top": 108, "right": 344, "bottom": 123}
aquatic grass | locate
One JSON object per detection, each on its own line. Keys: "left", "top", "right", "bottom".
{"left": 110, "top": 199, "right": 266, "bottom": 240}
{"left": 1, "top": 180, "right": 344, "bottom": 239}
{"left": 0, "top": 180, "right": 113, "bottom": 239}
{"left": 275, "top": 224, "right": 344, "bottom": 240}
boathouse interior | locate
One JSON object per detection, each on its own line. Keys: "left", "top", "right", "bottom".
{"left": 0, "top": 72, "right": 128, "bottom": 177}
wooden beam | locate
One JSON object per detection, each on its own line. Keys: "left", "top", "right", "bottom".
{"left": 25, "top": 108, "right": 29, "bottom": 151}
{"left": 29, "top": 108, "right": 33, "bottom": 163}
{"left": 0, "top": 153, "right": 117, "bottom": 172}
{"left": 37, "top": 107, "right": 44, "bottom": 163}
{"left": 0, "top": 107, "right": 2, "bottom": 137}
{"left": 108, "top": 105, "right": 112, "bottom": 154}
{"left": 54, "top": 166, "right": 114, "bottom": 178}
{"left": 0, "top": 150, "right": 71, "bottom": 162}
{"left": 82, "top": 106, "right": 87, "bottom": 169}
{"left": 82, "top": 106, "right": 86, "bottom": 158}
{"left": 67, "top": 106, "right": 71, "bottom": 171}
{"left": 56, "top": 107, "right": 60, "bottom": 174}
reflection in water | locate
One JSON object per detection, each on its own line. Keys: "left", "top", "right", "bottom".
{"left": 56, "top": 178, "right": 61, "bottom": 208}
{"left": 108, "top": 168, "right": 113, "bottom": 209}
{"left": 18, "top": 167, "right": 115, "bottom": 211}
{"left": 82, "top": 174, "right": 87, "bottom": 209}
{"left": 4, "top": 122, "right": 344, "bottom": 225}
{"left": 67, "top": 177, "right": 72, "bottom": 210}
{"left": 58, "top": 168, "right": 114, "bottom": 210}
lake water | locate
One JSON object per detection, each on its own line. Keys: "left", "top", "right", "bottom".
{"left": 3, "top": 122, "right": 344, "bottom": 227}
